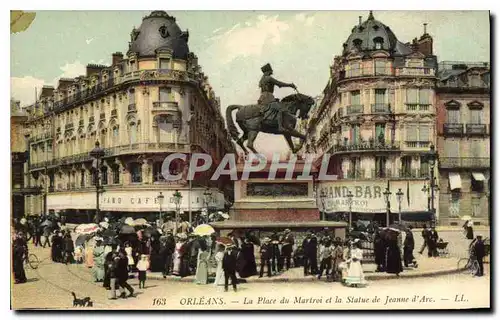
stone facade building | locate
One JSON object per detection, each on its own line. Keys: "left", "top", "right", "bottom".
{"left": 301, "top": 12, "right": 439, "bottom": 225}
{"left": 435, "top": 61, "right": 490, "bottom": 226}
{"left": 22, "top": 11, "right": 235, "bottom": 223}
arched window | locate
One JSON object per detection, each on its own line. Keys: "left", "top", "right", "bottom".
{"left": 130, "top": 162, "right": 142, "bottom": 183}
{"left": 101, "top": 166, "right": 108, "bottom": 185}
{"left": 112, "top": 125, "right": 119, "bottom": 146}
{"left": 373, "top": 37, "right": 384, "bottom": 50}
{"left": 154, "top": 114, "right": 174, "bottom": 143}
{"left": 353, "top": 38, "right": 362, "bottom": 48}
{"left": 129, "top": 122, "right": 137, "bottom": 144}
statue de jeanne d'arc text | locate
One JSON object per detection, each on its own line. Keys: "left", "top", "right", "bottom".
{"left": 225, "top": 63, "right": 315, "bottom": 154}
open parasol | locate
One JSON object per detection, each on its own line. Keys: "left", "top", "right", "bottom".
{"left": 124, "top": 217, "right": 134, "bottom": 226}
{"left": 216, "top": 236, "right": 234, "bottom": 246}
{"left": 102, "top": 228, "right": 117, "bottom": 238}
{"left": 74, "top": 223, "right": 99, "bottom": 235}
{"left": 132, "top": 218, "right": 149, "bottom": 226}
{"left": 142, "top": 226, "right": 160, "bottom": 238}
{"left": 40, "top": 219, "right": 56, "bottom": 228}
{"left": 119, "top": 224, "right": 136, "bottom": 235}
{"left": 75, "top": 234, "right": 91, "bottom": 247}
{"left": 460, "top": 215, "right": 473, "bottom": 221}
{"left": 193, "top": 224, "right": 215, "bottom": 236}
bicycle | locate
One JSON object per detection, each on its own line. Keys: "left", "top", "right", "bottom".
{"left": 23, "top": 252, "right": 40, "bottom": 270}
{"left": 457, "top": 253, "right": 479, "bottom": 276}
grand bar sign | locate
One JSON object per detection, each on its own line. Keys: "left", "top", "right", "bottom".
{"left": 317, "top": 181, "right": 428, "bottom": 213}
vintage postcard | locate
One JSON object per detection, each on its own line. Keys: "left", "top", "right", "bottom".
{"left": 10, "top": 10, "right": 490, "bottom": 311}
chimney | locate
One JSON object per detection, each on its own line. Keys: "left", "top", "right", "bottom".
{"left": 423, "top": 23, "right": 428, "bottom": 35}
{"left": 358, "top": 16, "right": 362, "bottom": 25}
{"left": 86, "top": 64, "right": 106, "bottom": 77}
{"left": 112, "top": 52, "right": 124, "bottom": 66}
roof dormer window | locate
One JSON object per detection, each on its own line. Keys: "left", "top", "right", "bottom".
{"left": 353, "top": 39, "right": 363, "bottom": 48}
{"left": 374, "top": 37, "right": 384, "bottom": 50}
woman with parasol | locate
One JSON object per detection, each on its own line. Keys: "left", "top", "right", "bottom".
{"left": 344, "top": 239, "right": 366, "bottom": 287}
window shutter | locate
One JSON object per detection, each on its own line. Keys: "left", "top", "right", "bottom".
{"left": 444, "top": 140, "right": 459, "bottom": 157}
{"left": 406, "top": 124, "right": 418, "bottom": 141}
{"left": 446, "top": 109, "right": 460, "bottom": 123}
{"left": 350, "top": 91, "right": 360, "bottom": 105}
{"left": 419, "top": 89, "right": 430, "bottom": 105}
{"left": 470, "top": 110, "right": 481, "bottom": 124}
{"left": 375, "top": 89, "right": 386, "bottom": 104}
{"left": 419, "top": 124, "right": 430, "bottom": 142}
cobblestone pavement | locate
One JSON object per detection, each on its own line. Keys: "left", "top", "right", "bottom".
{"left": 12, "top": 236, "right": 490, "bottom": 310}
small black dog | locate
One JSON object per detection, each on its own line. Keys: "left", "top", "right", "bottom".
{"left": 71, "top": 292, "right": 93, "bottom": 307}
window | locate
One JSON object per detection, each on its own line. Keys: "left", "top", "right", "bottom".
{"left": 420, "top": 157, "right": 429, "bottom": 178}
{"left": 406, "top": 88, "right": 418, "bottom": 104}
{"left": 80, "top": 170, "right": 85, "bottom": 188}
{"left": 130, "top": 163, "right": 142, "bottom": 183}
{"left": 375, "top": 123, "right": 385, "bottom": 142}
{"left": 353, "top": 38, "right": 362, "bottom": 48}
{"left": 470, "top": 140, "right": 481, "bottom": 158}
{"left": 112, "top": 126, "right": 119, "bottom": 145}
{"left": 406, "top": 124, "right": 418, "bottom": 141}
{"left": 375, "top": 156, "right": 387, "bottom": 177}
{"left": 101, "top": 166, "right": 108, "bottom": 186}
{"left": 419, "top": 124, "right": 429, "bottom": 142}
{"left": 350, "top": 91, "right": 360, "bottom": 105}
{"left": 446, "top": 109, "right": 460, "bottom": 123}
{"left": 444, "top": 140, "right": 460, "bottom": 157}
{"left": 449, "top": 192, "right": 461, "bottom": 217}
{"left": 159, "top": 87, "right": 172, "bottom": 102}
{"left": 112, "top": 166, "right": 120, "bottom": 184}
{"left": 401, "top": 156, "right": 412, "bottom": 177}
{"left": 471, "top": 179, "right": 484, "bottom": 193}
{"left": 350, "top": 157, "right": 361, "bottom": 178}
{"left": 128, "top": 89, "right": 135, "bottom": 104}
{"left": 159, "top": 58, "right": 170, "bottom": 69}
{"left": 470, "top": 74, "right": 481, "bottom": 87}
{"left": 469, "top": 109, "right": 482, "bottom": 124}
{"left": 471, "top": 199, "right": 481, "bottom": 217}
{"left": 419, "top": 89, "right": 430, "bottom": 105}
{"left": 405, "top": 123, "right": 430, "bottom": 144}
{"left": 375, "top": 89, "right": 386, "bottom": 105}
{"left": 350, "top": 62, "right": 361, "bottom": 77}
{"left": 153, "top": 162, "right": 165, "bottom": 182}
{"left": 129, "top": 123, "right": 137, "bottom": 144}
{"left": 375, "top": 60, "right": 386, "bottom": 75}
{"left": 350, "top": 124, "right": 360, "bottom": 144}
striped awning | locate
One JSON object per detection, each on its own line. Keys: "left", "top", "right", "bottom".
{"left": 449, "top": 172, "right": 462, "bottom": 190}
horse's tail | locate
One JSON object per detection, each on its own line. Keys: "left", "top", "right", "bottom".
{"left": 225, "top": 105, "right": 240, "bottom": 139}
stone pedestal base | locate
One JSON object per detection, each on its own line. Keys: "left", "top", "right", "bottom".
{"left": 231, "top": 208, "right": 319, "bottom": 222}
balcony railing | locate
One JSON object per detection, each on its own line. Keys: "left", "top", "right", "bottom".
{"left": 439, "top": 157, "right": 490, "bottom": 169}
{"left": 152, "top": 101, "right": 179, "bottom": 112}
{"left": 370, "top": 169, "right": 395, "bottom": 179}
{"left": 344, "top": 169, "right": 365, "bottom": 179}
{"left": 346, "top": 104, "right": 364, "bottom": 115}
{"left": 371, "top": 103, "right": 391, "bottom": 114}
{"left": 330, "top": 140, "right": 400, "bottom": 154}
{"left": 128, "top": 103, "right": 137, "bottom": 113}
{"left": 443, "top": 123, "right": 464, "bottom": 136}
{"left": 395, "top": 67, "right": 435, "bottom": 77}
{"left": 405, "top": 103, "right": 431, "bottom": 112}
{"left": 343, "top": 67, "right": 435, "bottom": 79}
{"left": 405, "top": 141, "right": 430, "bottom": 148}
{"left": 465, "top": 124, "right": 488, "bottom": 136}
{"left": 398, "top": 169, "right": 429, "bottom": 179}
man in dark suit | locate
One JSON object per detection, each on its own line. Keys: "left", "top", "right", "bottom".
{"left": 302, "top": 232, "right": 317, "bottom": 276}
{"left": 280, "top": 229, "right": 294, "bottom": 270}
{"left": 473, "top": 235, "right": 486, "bottom": 277}
{"left": 259, "top": 237, "right": 272, "bottom": 278}
{"left": 222, "top": 244, "right": 238, "bottom": 292}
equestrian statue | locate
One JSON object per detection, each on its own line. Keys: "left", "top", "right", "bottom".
{"left": 225, "top": 63, "right": 315, "bottom": 154}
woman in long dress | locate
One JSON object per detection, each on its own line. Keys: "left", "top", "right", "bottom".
{"left": 385, "top": 237, "right": 403, "bottom": 276}
{"left": 85, "top": 239, "right": 95, "bottom": 268}
{"left": 344, "top": 240, "right": 366, "bottom": 287}
{"left": 213, "top": 245, "right": 225, "bottom": 286}
{"left": 172, "top": 238, "right": 184, "bottom": 276}
{"left": 92, "top": 238, "right": 105, "bottom": 282}
{"left": 195, "top": 249, "right": 210, "bottom": 285}
{"left": 124, "top": 242, "right": 135, "bottom": 272}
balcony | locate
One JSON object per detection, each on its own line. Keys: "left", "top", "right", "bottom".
{"left": 443, "top": 123, "right": 463, "bottom": 136}
{"left": 370, "top": 169, "right": 395, "bottom": 179}
{"left": 111, "top": 109, "right": 118, "bottom": 117}
{"left": 344, "top": 169, "right": 365, "bottom": 179}
{"left": 465, "top": 124, "right": 488, "bottom": 136}
{"left": 405, "top": 103, "right": 432, "bottom": 112}
{"left": 152, "top": 101, "right": 179, "bottom": 113}
{"left": 398, "top": 169, "right": 429, "bottom": 179}
{"left": 439, "top": 157, "right": 490, "bottom": 169}
{"left": 100, "top": 112, "right": 106, "bottom": 120}
{"left": 405, "top": 141, "right": 430, "bottom": 148}
{"left": 371, "top": 103, "right": 391, "bottom": 114}
{"left": 128, "top": 103, "right": 137, "bottom": 113}
{"left": 346, "top": 104, "right": 364, "bottom": 115}
{"left": 330, "top": 140, "right": 400, "bottom": 154}
{"left": 395, "top": 67, "right": 435, "bottom": 77}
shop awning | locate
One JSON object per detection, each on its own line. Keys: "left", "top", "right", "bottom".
{"left": 401, "top": 212, "right": 433, "bottom": 222}
{"left": 449, "top": 172, "right": 462, "bottom": 190}
{"left": 472, "top": 172, "right": 486, "bottom": 181}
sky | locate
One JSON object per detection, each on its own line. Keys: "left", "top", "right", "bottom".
{"left": 10, "top": 10, "right": 490, "bottom": 155}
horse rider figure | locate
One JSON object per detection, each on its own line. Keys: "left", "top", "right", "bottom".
{"left": 258, "top": 63, "right": 297, "bottom": 132}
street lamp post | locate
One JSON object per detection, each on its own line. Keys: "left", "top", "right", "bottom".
{"left": 171, "top": 190, "right": 182, "bottom": 235}
{"left": 157, "top": 192, "right": 164, "bottom": 224}
{"left": 383, "top": 188, "right": 392, "bottom": 227}
{"left": 319, "top": 190, "right": 327, "bottom": 221}
{"left": 427, "top": 144, "right": 438, "bottom": 227}
{"left": 396, "top": 188, "right": 404, "bottom": 223}
{"left": 203, "top": 187, "right": 213, "bottom": 224}
{"left": 346, "top": 190, "right": 353, "bottom": 231}
{"left": 89, "top": 141, "right": 105, "bottom": 223}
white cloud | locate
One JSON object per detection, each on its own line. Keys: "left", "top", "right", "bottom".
{"left": 207, "top": 15, "right": 290, "bottom": 64}
{"left": 11, "top": 60, "right": 94, "bottom": 107}
{"left": 295, "top": 13, "right": 315, "bottom": 26}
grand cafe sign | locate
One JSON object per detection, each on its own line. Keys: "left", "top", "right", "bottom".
{"left": 47, "top": 190, "right": 224, "bottom": 212}
{"left": 317, "top": 181, "right": 428, "bottom": 213}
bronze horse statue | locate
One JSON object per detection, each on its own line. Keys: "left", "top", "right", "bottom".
{"left": 225, "top": 93, "right": 315, "bottom": 154}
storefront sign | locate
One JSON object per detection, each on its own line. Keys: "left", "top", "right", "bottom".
{"left": 47, "top": 189, "right": 225, "bottom": 212}
{"left": 317, "top": 181, "right": 428, "bottom": 213}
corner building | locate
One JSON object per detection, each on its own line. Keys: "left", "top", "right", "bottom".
{"left": 302, "top": 12, "right": 439, "bottom": 225}
{"left": 24, "top": 11, "right": 235, "bottom": 223}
